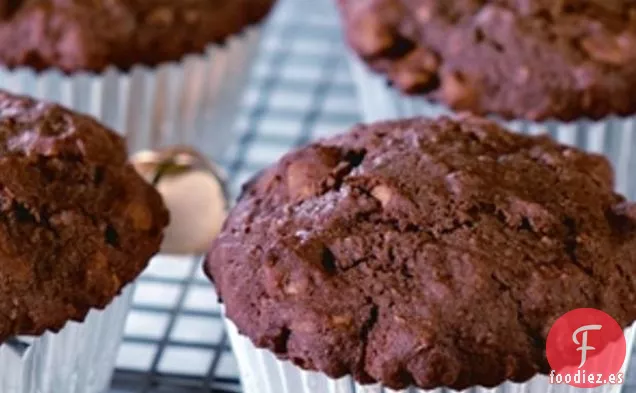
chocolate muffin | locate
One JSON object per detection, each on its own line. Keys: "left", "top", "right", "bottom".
{"left": 206, "top": 115, "right": 636, "bottom": 389}
{"left": 0, "top": 90, "right": 169, "bottom": 343}
{"left": 0, "top": 0, "right": 276, "bottom": 73}
{"left": 337, "top": 0, "right": 636, "bottom": 121}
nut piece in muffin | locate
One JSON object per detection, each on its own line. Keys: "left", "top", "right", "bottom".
{"left": 337, "top": 0, "right": 636, "bottom": 121}
{"left": 206, "top": 115, "right": 636, "bottom": 389}
{"left": 0, "top": 90, "right": 169, "bottom": 343}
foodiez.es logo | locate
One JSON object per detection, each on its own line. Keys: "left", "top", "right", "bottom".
{"left": 546, "top": 308, "right": 626, "bottom": 388}
{"left": 573, "top": 324, "right": 602, "bottom": 368}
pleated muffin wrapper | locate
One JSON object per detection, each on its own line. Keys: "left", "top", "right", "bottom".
{"left": 0, "top": 284, "right": 134, "bottom": 393}
{"left": 225, "top": 317, "right": 636, "bottom": 393}
{"left": 348, "top": 57, "right": 636, "bottom": 199}
{"left": 0, "top": 27, "right": 263, "bottom": 159}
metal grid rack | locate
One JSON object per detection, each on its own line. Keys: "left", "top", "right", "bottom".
{"left": 110, "top": 0, "right": 359, "bottom": 391}
{"left": 109, "top": 0, "right": 636, "bottom": 391}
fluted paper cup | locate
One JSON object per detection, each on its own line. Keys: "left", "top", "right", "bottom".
{"left": 0, "top": 28, "right": 263, "bottom": 159}
{"left": 348, "top": 56, "right": 636, "bottom": 199}
{"left": 226, "top": 318, "right": 635, "bottom": 393}
{"left": 0, "top": 284, "right": 134, "bottom": 393}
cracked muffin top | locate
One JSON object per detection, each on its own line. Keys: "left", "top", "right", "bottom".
{"left": 0, "top": 90, "right": 169, "bottom": 343}
{"left": 0, "top": 0, "right": 275, "bottom": 73}
{"left": 206, "top": 115, "right": 636, "bottom": 390}
{"left": 337, "top": 0, "right": 636, "bottom": 121}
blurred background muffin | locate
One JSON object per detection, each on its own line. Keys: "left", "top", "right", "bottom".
{"left": 337, "top": 0, "right": 636, "bottom": 198}
{"left": 0, "top": 0, "right": 277, "bottom": 159}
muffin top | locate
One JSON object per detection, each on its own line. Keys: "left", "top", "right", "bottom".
{"left": 206, "top": 116, "right": 636, "bottom": 390}
{"left": 337, "top": 0, "right": 636, "bottom": 121}
{"left": 0, "top": 0, "right": 275, "bottom": 73}
{"left": 0, "top": 90, "right": 169, "bottom": 343}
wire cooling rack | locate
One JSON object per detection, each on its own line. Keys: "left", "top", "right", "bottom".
{"left": 110, "top": 0, "right": 359, "bottom": 392}
{"left": 110, "top": 0, "right": 636, "bottom": 392}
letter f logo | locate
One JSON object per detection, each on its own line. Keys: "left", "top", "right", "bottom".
{"left": 573, "top": 324, "right": 602, "bottom": 368}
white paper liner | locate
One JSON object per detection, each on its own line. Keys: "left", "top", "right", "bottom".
{"left": 0, "top": 284, "right": 135, "bottom": 393}
{"left": 225, "top": 317, "right": 635, "bottom": 393}
{"left": 0, "top": 27, "right": 263, "bottom": 160}
{"left": 348, "top": 56, "right": 636, "bottom": 199}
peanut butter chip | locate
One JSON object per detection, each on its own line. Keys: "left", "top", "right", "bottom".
{"left": 515, "top": 67, "right": 530, "bottom": 84}
{"left": 581, "top": 34, "right": 629, "bottom": 65}
{"left": 287, "top": 162, "right": 319, "bottom": 201}
{"left": 292, "top": 320, "right": 317, "bottom": 333}
{"left": 146, "top": 7, "right": 175, "bottom": 26}
{"left": 391, "top": 48, "right": 440, "bottom": 92}
{"left": 91, "top": 251, "right": 109, "bottom": 270}
{"left": 126, "top": 203, "right": 152, "bottom": 231}
{"left": 416, "top": 5, "right": 432, "bottom": 23}
{"left": 284, "top": 280, "right": 306, "bottom": 295}
{"left": 371, "top": 185, "right": 393, "bottom": 207}
{"left": 183, "top": 10, "right": 200, "bottom": 24}
{"left": 331, "top": 315, "right": 353, "bottom": 326}
{"left": 440, "top": 71, "right": 476, "bottom": 109}
{"left": 352, "top": 12, "right": 395, "bottom": 57}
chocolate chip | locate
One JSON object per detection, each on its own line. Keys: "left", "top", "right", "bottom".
{"left": 0, "top": 0, "right": 23, "bottom": 20}
{"left": 104, "top": 225, "right": 119, "bottom": 247}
